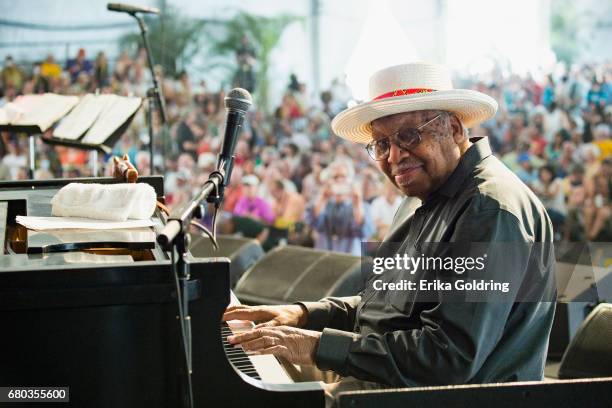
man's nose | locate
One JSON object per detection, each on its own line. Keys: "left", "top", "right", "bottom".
{"left": 387, "top": 142, "right": 407, "bottom": 165}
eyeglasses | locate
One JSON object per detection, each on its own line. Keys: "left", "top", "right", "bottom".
{"left": 366, "top": 114, "right": 442, "bottom": 161}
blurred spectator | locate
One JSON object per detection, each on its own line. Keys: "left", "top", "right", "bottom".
{"left": 542, "top": 75, "right": 555, "bottom": 108}
{"left": 301, "top": 159, "right": 323, "bottom": 201}
{"left": 1, "top": 141, "right": 27, "bottom": 179}
{"left": 233, "top": 175, "right": 275, "bottom": 224}
{"left": 176, "top": 109, "right": 204, "bottom": 160}
{"left": 233, "top": 34, "right": 256, "bottom": 92}
{"left": 112, "top": 133, "right": 138, "bottom": 165}
{"left": 306, "top": 160, "right": 372, "bottom": 255}
{"left": 65, "top": 48, "right": 92, "bottom": 83}
{"left": 545, "top": 129, "right": 569, "bottom": 164}
{"left": 361, "top": 167, "right": 382, "bottom": 204}
{"left": 584, "top": 158, "right": 612, "bottom": 241}
{"left": 221, "top": 165, "right": 245, "bottom": 213}
{"left": 592, "top": 123, "right": 612, "bottom": 159}
{"left": 586, "top": 80, "right": 609, "bottom": 111}
{"left": 69, "top": 71, "right": 91, "bottom": 94}
{"left": 40, "top": 54, "right": 62, "bottom": 81}
{"left": 581, "top": 143, "right": 602, "bottom": 180}
{"left": 113, "top": 50, "right": 132, "bottom": 81}
{"left": 228, "top": 174, "right": 275, "bottom": 243}
{"left": 1, "top": 56, "right": 24, "bottom": 91}
{"left": 270, "top": 178, "right": 305, "bottom": 229}
{"left": 515, "top": 153, "right": 537, "bottom": 187}
{"left": 94, "top": 51, "right": 110, "bottom": 89}
{"left": 543, "top": 102, "right": 568, "bottom": 142}
{"left": 563, "top": 164, "right": 588, "bottom": 240}
{"left": 369, "top": 182, "right": 404, "bottom": 240}
{"left": 135, "top": 151, "right": 151, "bottom": 176}
{"left": 532, "top": 165, "right": 566, "bottom": 238}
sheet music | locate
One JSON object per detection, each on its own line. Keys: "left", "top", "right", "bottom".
{"left": 81, "top": 96, "right": 141, "bottom": 145}
{"left": 16, "top": 215, "right": 154, "bottom": 230}
{"left": 3, "top": 94, "right": 79, "bottom": 131}
{"left": 53, "top": 94, "right": 115, "bottom": 140}
{"left": 28, "top": 228, "right": 156, "bottom": 244}
{"left": 60, "top": 252, "right": 134, "bottom": 264}
{"left": 0, "top": 101, "right": 23, "bottom": 125}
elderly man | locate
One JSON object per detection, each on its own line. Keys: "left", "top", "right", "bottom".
{"left": 225, "top": 62, "right": 556, "bottom": 398}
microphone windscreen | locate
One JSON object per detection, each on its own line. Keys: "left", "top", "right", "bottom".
{"left": 224, "top": 88, "right": 252, "bottom": 113}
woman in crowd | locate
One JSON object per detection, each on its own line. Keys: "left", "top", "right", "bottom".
{"left": 532, "top": 165, "right": 567, "bottom": 239}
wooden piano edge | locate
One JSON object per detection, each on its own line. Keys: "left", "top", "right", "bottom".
{"left": 336, "top": 376, "right": 612, "bottom": 408}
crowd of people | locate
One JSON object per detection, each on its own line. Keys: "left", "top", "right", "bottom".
{"left": 0, "top": 46, "right": 610, "bottom": 250}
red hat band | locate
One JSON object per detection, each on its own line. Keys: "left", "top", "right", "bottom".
{"left": 373, "top": 88, "right": 436, "bottom": 101}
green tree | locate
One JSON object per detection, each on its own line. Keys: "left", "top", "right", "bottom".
{"left": 550, "top": 0, "right": 582, "bottom": 65}
{"left": 118, "top": 0, "right": 206, "bottom": 77}
{"left": 206, "top": 12, "right": 302, "bottom": 112}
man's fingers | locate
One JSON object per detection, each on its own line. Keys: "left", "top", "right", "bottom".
{"left": 228, "top": 327, "right": 282, "bottom": 345}
{"left": 227, "top": 329, "right": 261, "bottom": 344}
{"left": 240, "top": 336, "right": 278, "bottom": 352}
{"left": 222, "top": 309, "right": 248, "bottom": 321}
{"left": 255, "top": 345, "right": 290, "bottom": 360}
{"left": 222, "top": 305, "right": 249, "bottom": 320}
{"left": 253, "top": 320, "right": 280, "bottom": 329}
{"left": 223, "top": 308, "right": 268, "bottom": 322}
{"left": 224, "top": 305, "right": 246, "bottom": 312}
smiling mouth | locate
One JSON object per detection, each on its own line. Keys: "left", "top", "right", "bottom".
{"left": 393, "top": 165, "right": 422, "bottom": 185}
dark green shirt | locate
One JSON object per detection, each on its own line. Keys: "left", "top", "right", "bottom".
{"left": 301, "top": 137, "right": 557, "bottom": 387}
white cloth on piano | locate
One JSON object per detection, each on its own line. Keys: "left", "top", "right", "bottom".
{"left": 51, "top": 182, "right": 156, "bottom": 221}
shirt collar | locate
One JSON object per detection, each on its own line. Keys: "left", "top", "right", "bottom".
{"left": 432, "top": 136, "right": 493, "bottom": 200}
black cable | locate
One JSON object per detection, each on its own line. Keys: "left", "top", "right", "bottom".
{"left": 171, "top": 247, "right": 194, "bottom": 408}
{"left": 190, "top": 219, "right": 218, "bottom": 251}
{"left": 212, "top": 205, "right": 219, "bottom": 244}
{"left": 211, "top": 181, "right": 221, "bottom": 250}
{"left": 193, "top": 175, "right": 222, "bottom": 252}
{"left": 187, "top": 175, "right": 222, "bottom": 251}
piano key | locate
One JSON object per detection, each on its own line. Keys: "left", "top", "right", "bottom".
{"left": 222, "top": 320, "right": 293, "bottom": 383}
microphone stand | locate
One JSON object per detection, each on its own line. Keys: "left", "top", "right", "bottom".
{"left": 157, "top": 167, "right": 225, "bottom": 403}
{"left": 130, "top": 12, "right": 168, "bottom": 175}
{"left": 155, "top": 86, "right": 248, "bottom": 406}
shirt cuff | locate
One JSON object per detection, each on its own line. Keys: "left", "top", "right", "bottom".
{"left": 314, "top": 328, "right": 358, "bottom": 373}
{"left": 295, "top": 301, "right": 330, "bottom": 330}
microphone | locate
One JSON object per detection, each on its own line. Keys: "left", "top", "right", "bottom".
{"left": 217, "top": 88, "right": 253, "bottom": 189}
{"left": 157, "top": 88, "right": 252, "bottom": 249}
{"left": 107, "top": 2, "right": 160, "bottom": 14}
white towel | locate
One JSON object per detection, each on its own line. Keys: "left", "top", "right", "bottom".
{"left": 51, "top": 183, "right": 157, "bottom": 221}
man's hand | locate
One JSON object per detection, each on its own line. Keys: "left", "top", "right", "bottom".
{"left": 223, "top": 304, "right": 307, "bottom": 328}
{"left": 228, "top": 326, "right": 321, "bottom": 366}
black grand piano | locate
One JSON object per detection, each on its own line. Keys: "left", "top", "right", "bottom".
{"left": 2, "top": 177, "right": 611, "bottom": 408}
{"left": 0, "top": 176, "right": 325, "bottom": 408}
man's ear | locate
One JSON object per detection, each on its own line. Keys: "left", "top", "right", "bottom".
{"left": 449, "top": 114, "right": 466, "bottom": 145}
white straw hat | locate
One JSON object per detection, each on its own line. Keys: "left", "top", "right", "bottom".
{"left": 331, "top": 62, "right": 498, "bottom": 144}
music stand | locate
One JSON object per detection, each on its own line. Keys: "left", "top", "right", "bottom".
{"left": 34, "top": 92, "right": 143, "bottom": 176}
{"left": 42, "top": 107, "right": 141, "bottom": 176}
{"left": 0, "top": 93, "right": 79, "bottom": 178}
